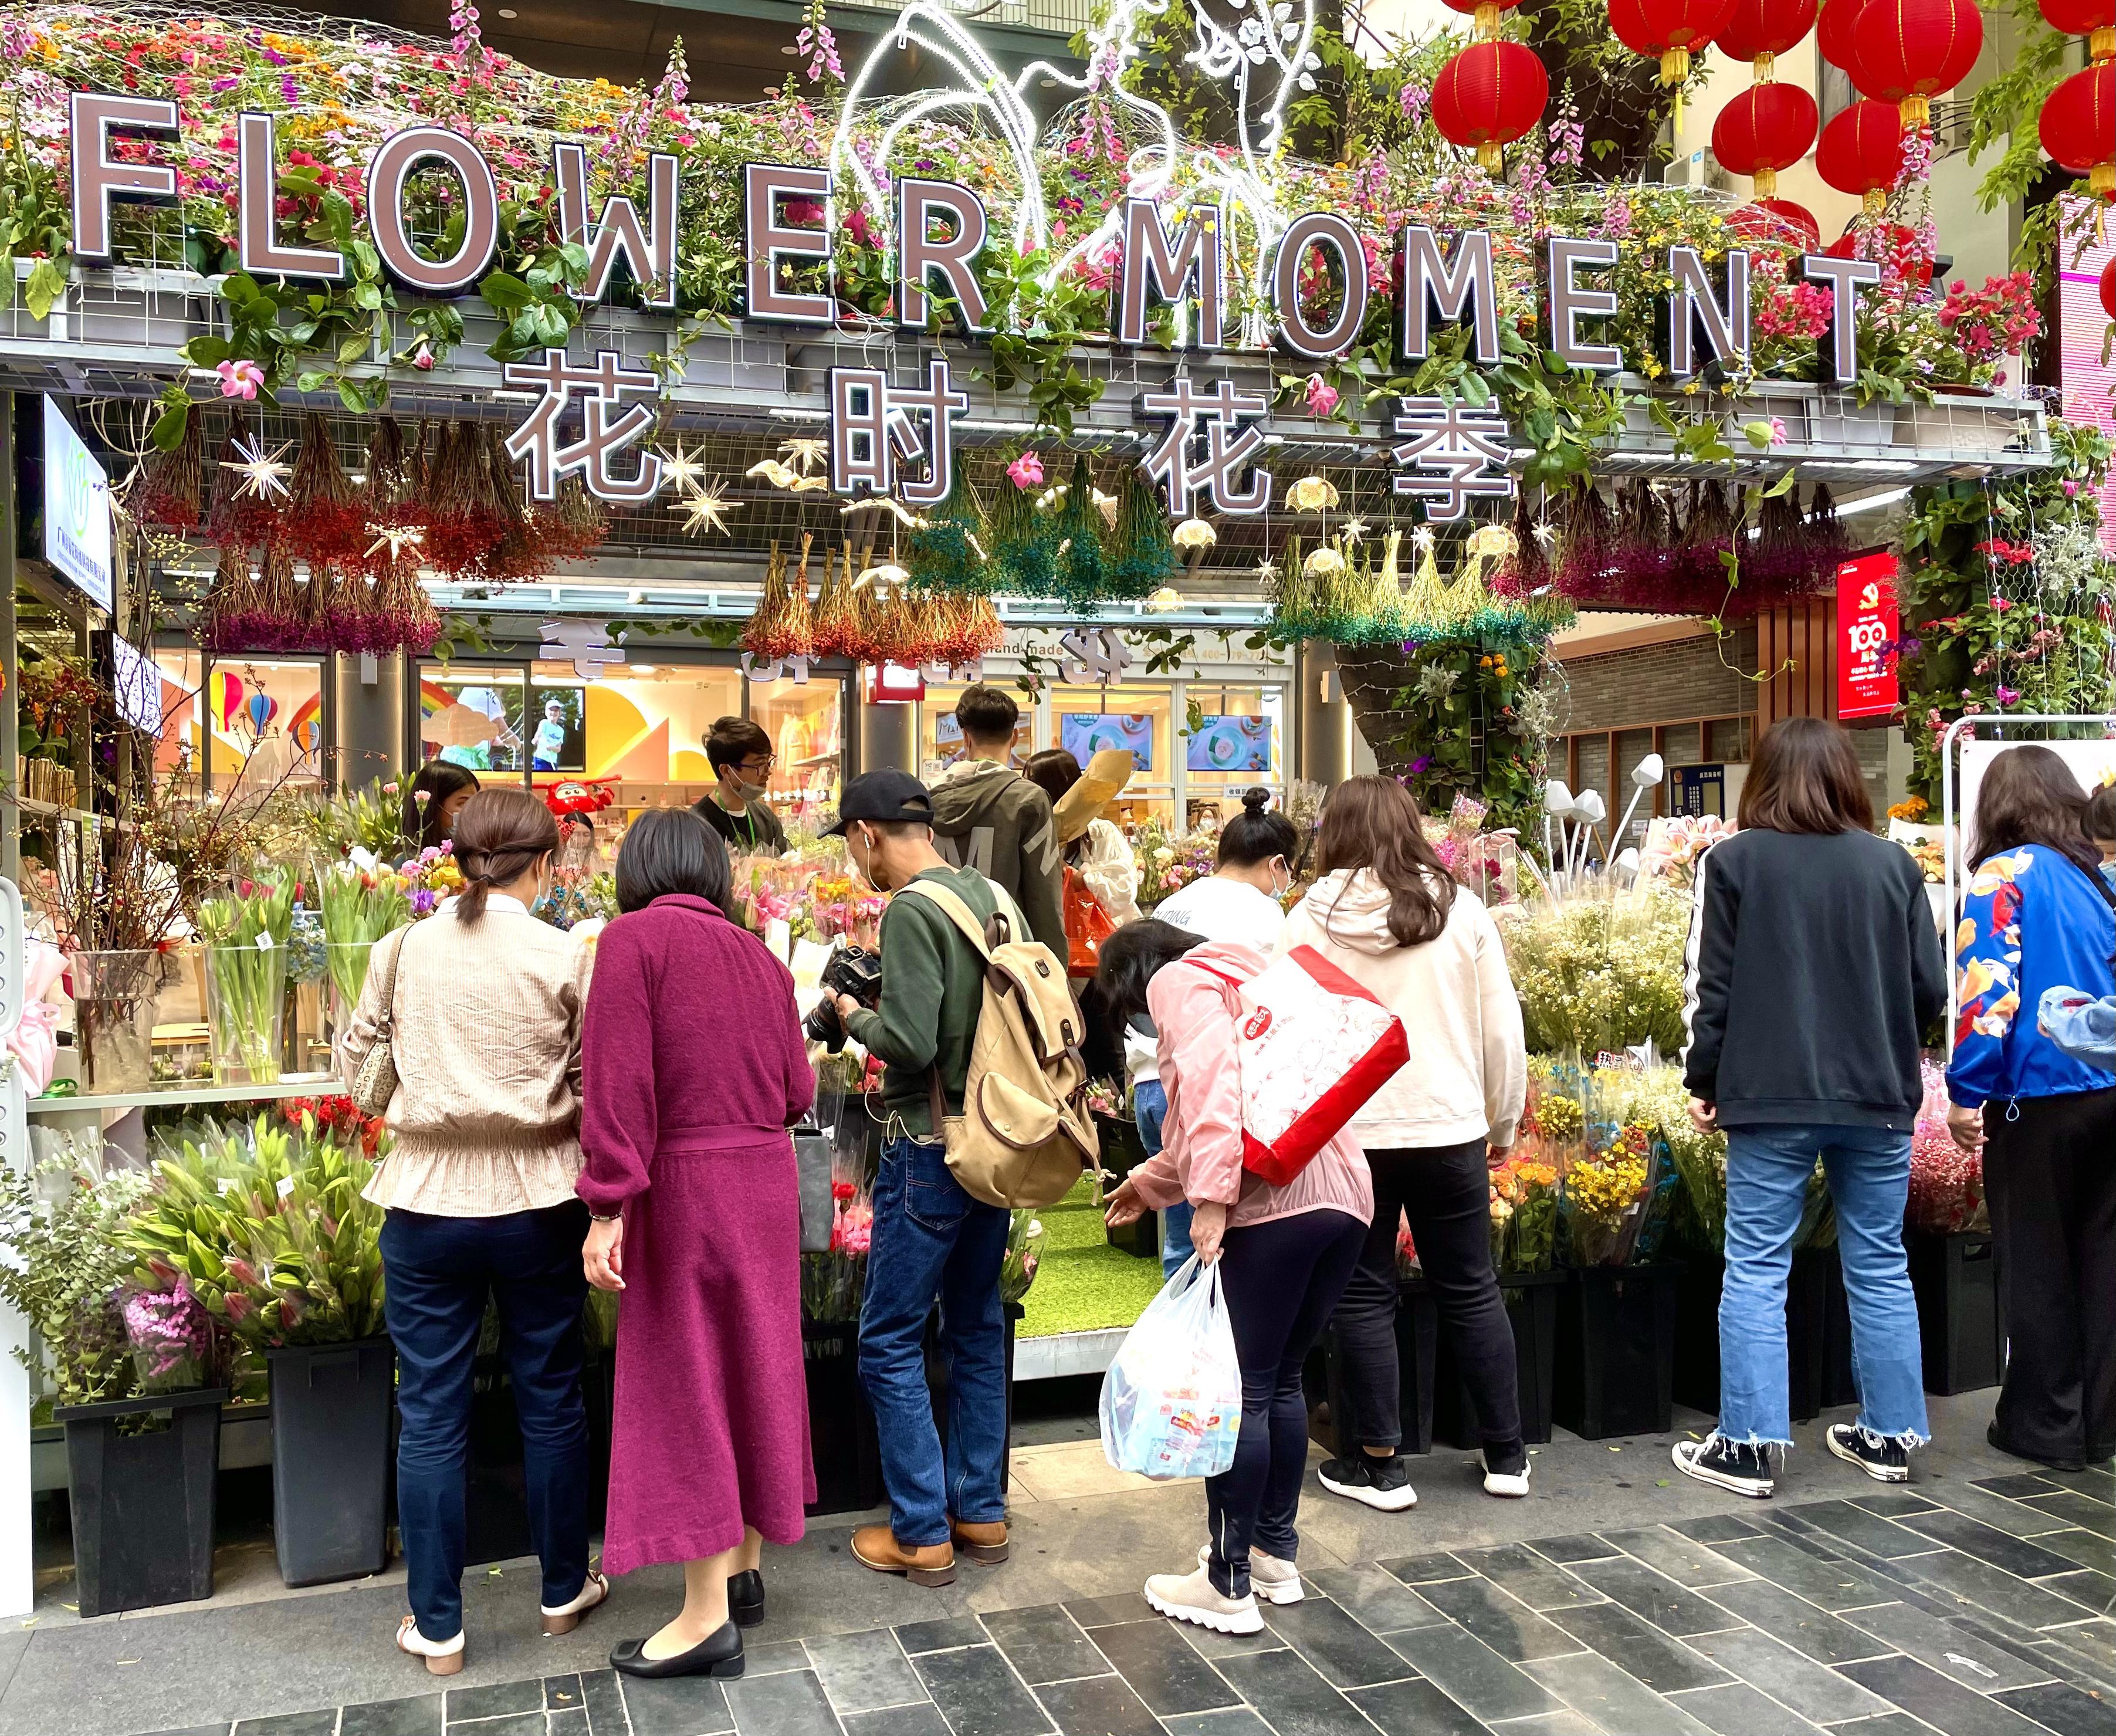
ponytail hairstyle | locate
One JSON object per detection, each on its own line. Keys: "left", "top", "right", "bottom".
{"left": 1217, "top": 787, "right": 1299, "bottom": 869}
{"left": 451, "top": 787, "right": 560, "bottom": 923}
{"left": 1314, "top": 774, "right": 1456, "bottom": 946}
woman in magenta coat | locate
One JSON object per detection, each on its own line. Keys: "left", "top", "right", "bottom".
{"left": 579, "top": 808, "right": 815, "bottom": 1681}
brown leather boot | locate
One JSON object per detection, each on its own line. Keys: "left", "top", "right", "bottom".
{"left": 851, "top": 1526, "right": 957, "bottom": 1587}
{"left": 952, "top": 1520, "right": 1010, "bottom": 1565}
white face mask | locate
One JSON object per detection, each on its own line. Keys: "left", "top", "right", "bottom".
{"left": 1268, "top": 858, "right": 1291, "bottom": 898}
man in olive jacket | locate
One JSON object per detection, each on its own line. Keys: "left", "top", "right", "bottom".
{"left": 929, "top": 683, "right": 1067, "bottom": 956}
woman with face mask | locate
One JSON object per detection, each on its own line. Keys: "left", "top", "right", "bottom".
{"left": 338, "top": 788, "right": 604, "bottom": 1676}
{"left": 694, "top": 716, "right": 787, "bottom": 857}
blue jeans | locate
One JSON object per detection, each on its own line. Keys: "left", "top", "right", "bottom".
{"left": 381, "top": 1202, "right": 592, "bottom": 1641}
{"left": 859, "top": 1136, "right": 1011, "bottom": 1547}
{"left": 1134, "top": 1079, "right": 1193, "bottom": 1280}
{"left": 1719, "top": 1125, "right": 1929, "bottom": 1450}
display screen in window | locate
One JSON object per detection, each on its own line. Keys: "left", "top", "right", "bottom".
{"left": 1059, "top": 713, "right": 1153, "bottom": 771}
{"left": 421, "top": 674, "right": 524, "bottom": 772}
{"left": 1187, "top": 716, "right": 1272, "bottom": 773}
{"left": 527, "top": 684, "right": 587, "bottom": 773}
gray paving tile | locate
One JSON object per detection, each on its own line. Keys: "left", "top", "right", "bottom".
{"left": 1035, "top": 1673, "right": 1160, "bottom": 1736}
{"left": 1701, "top": 1535, "right": 1900, "bottom": 1612}
{"left": 1417, "top": 1578, "right": 1585, "bottom": 1664}
{"left": 1343, "top": 1677, "right": 1495, "bottom": 1736}
{"left": 1838, "top": 1601, "right": 2059, "bottom": 1693}
{"left": 1305, "top": 1566, "right": 1448, "bottom": 1634}
{"left": 1545, "top": 1602, "right": 1735, "bottom": 1693}
{"left": 138, "top": 1727, "right": 231, "bottom": 1736}
{"left": 912, "top": 1647, "right": 1053, "bottom": 1736}
{"left": 1521, "top": 1651, "right": 1717, "bottom": 1736}
{"left": 843, "top": 1707, "right": 949, "bottom": 1736}
{"left": 1922, "top": 1484, "right": 2080, "bottom": 1540}
{"left": 1380, "top": 1551, "right": 1475, "bottom": 1584}
{"left": 1665, "top": 1681, "right": 1827, "bottom": 1736}
{"left": 2043, "top": 1470, "right": 2114, "bottom": 1502}
{"left": 1895, "top": 1549, "right": 2108, "bottom": 1630}
{"left": 1895, "top": 1511, "right": 2091, "bottom": 1580}
{"left": 1082, "top": 1622, "right": 1240, "bottom": 1718}
{"left": 341, "top": 1697, "right": 442, "bottom": 1736}
{"left": 1681, "top": 1579, "right": 1894, "bottom": 1664}
{"left": 1827, "top": 1718, "right": 1935, "bottom": 1736}
{"left": 1668, "top": 1515, "right": 1768, "bottom": 1547}
{"left": 541, "top": 1677, "right": 585, "bottom": 1715}
{"left": 232, "top": 1719, "right": 336, "bottom": 1736}
{"left": 1685, "top": 1626, "right": 1894, "bottom": 1724}
{"left": 803, "top": 1629, "right": 927, "bottom": 1714}
{"left": 1781, "top": 1501, "right": 1941, "bottom": 1561}
{"left": 1567, "top": 1558, "right": 1743, "bottom": 1636}
{"left": 1527, "top": 1535, "right": 1623, "bottom": 1566}
{"left": 2033, "top": 1531, "right": 2116, "bottom": 1578}
{"left": 1482, "top": 1716, "right": 1602, "bottom": 1736}
{"left": 1261, "top": 1598, "right": 1419, "bottom": 1687}
{"left": 446, "top": 1680, "right": 546, "bottom": 1723}
{"left": 578, "top": 1671, "right": 628, "bottom": 1736}
{"left": 617, "top": 1673, "right": 737, "bottom": 1736}
{"left": 895, "top": 1618, "right": 987, "bottom": 1656}
{"left": 446, "top": 1717, "right": 541, "bottom": 1736}
{"left": 723, "top": 1670, "right": 839, "bottom": 1736}
{"left": 1064, "top": 1594, "right": 1150, "bottom": 1631}
{"left": 1848, "top": 1493, "right": 1944, "bottom": 1518}
{"left": 1600, "top": 1527, "right": 1756, "bottom": 1589}
{"left": 1159, "top": 1711, "right": 1275, "bottom": 1736}
{"left": 1179, "top": 1623, "right": 1287, "bottom": 1660}
{"left": 2022, "top": 1493, "right": 2116, "bottom": 1532}
{"left": 549, "top": 1712, "right": 588, "bottom": 1736}
{"left": 1974, "top": 1476, "right": 2063, "bottom": 1501}
{"left": 1455, "top": 1546, "right": 1607, "bottom": 1612}
{"left": 978, "top": 1606, "right": 1105, "bottom": 1688}
{"left": 1992, "top": 1681, "right": 2116, "bottom": 1736}
{"left": 2045, "top": 1573, "right": 2116, "bottom": 1618}
{"left": 1380, "top": 1625, "right": 1562, "bottom": 1723}
{"left": 1211, "top": 1647, "right": 1380, "bottom": 1736}
{"left": 1841, "top": 1655, "right": 2051, "bottom": 1735}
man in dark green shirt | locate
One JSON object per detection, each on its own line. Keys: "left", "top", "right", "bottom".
{"left": 822, "top": 771, "right": 1014, "bottom": 1589}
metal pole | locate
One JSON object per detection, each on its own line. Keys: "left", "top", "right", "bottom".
{"left": 1, "top": 391, "right": 17, "bottom": 883}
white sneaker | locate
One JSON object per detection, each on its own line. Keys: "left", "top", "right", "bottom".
{"left": 1197, "top": 1542, "right": 1304, "bottom": 1605}
{"left": 1484, "top": 1457, "right": 1532, "bottom": 1500}
{"left": 1146, "top": 1565, "right": 1265, "bottom": 1635}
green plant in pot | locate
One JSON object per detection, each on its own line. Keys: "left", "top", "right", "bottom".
{"left": 0, "top": 1144, "right": 150, "bottom": 1412}
{"left": 195, "top": 871, "right": 298, "bottom": 1085}
{"left": 316, "top": 858, "right": 410, "bottom": 1040}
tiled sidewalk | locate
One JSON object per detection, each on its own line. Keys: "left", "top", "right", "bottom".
{"left": 164, "top": 1462, "right": 2116, "bottom": 1736}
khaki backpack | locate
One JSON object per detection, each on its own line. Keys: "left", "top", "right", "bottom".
{"left": 899, "top": 879, "right": 1099, "bottom": 1210}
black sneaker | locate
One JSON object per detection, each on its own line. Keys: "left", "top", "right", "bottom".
{"left": 1827, "top": 1424, "right": 1911, "bottom": 1484}
{"left": 1318, "top": 1454, "right": 1419, "bottom": 1512}
{"left": 1672, "top": 1437, "right": 1775, "bottom": 1499}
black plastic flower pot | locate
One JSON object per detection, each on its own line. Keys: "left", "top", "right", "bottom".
{"left": 56, "top": 1388, "right": 227, "bottom": 1618}
{"left": 1308, "top": 1278, "right": 1436, "bottom": 1458}
{"left": 1785, "top": 1247, "right": 1833, "bottom": 1424}
{"left": 1433, "top": 1271, "right": 1569, "bottom": 1450}
{"left": 1907, "top": 1230, "right": 2003, "bottom": 1396}
{"left": 267, "top": 1338, "right": 394, "bottom": 1587}
{"left": 1553, "top": 1265, "right": 1681, "bottom": 1441}
{"left": 1093, "top": 1111, "right": 1149, "bottom": 1186}
{"left": 1671, "top": 1255, "right": 1724, "bottom": 1414}
{"left": 803, "top": 1318, "right": 883, "bottom": 1519}
{"left": 1820, "top": 1247, "right": 1860, "bottom": 1410}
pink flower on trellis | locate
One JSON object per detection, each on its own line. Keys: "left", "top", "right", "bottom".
{"left": 1007, "top": 452, "right": 1045, "bottom": 490}
{"left": 216, "top": 358, "right": 263, "bottom": 400}
{"left": 1304, "top": 374, "right": 1340, "bottom": 417}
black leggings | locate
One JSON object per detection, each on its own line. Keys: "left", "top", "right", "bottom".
{"left": 1986, "top": 1087, "right": 2116, "bottom": 1466}
{"left": 1206, "top": 1209, "right": 1365, "bottom": 1599}
{"left": 1331, "top": 1141, "right": 1523, "bottom": 1460}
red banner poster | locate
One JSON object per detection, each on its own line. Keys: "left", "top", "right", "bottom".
{"left": 1836, "top": 551, "right": 1900, "bottom": 722}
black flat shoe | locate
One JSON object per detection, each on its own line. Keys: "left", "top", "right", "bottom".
{"left": 1988, "top": 1421, "right": 2086, "bottom": 1473}
{"left": 729, "top": 1569, "right": 766, "bottom": 1629}
{"left": 611, "top": 1622, "right": 744, "bottom": 1680}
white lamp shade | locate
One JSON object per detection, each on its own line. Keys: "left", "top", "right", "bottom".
{"left": 1543, "top": 780, "right": 1575, "bottom": 813}
{"left": 1616, "top": 847, "right": 1641, "bottom": 875}
{"left": 1632, "top": 753, "right": 1666, "bottom": 788}
{"left": 1573, "top": 789, "right": 1607, "bottom": 825}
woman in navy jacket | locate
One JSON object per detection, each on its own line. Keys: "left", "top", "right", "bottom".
{"left": 1948, "top": 746, "right": 2116, "bottom": 1473}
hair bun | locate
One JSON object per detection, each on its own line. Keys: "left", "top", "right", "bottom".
{"left": 1241, "top": 788, "right": 1269, "bottom": 813}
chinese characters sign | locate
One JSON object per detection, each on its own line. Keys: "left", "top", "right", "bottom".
{"left": 1835, "top": 551, "right": 1900, "bottom": 723}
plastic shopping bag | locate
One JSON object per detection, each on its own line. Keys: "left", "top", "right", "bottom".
{"left": 1099, "top": 1256, "right": 1242, "bottom": 1481}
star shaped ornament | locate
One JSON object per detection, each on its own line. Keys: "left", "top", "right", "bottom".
{"left": 222, "top": 434, "right": 294, "bottom": 503}
{"left": 780, "top": 437, "right": 828, "bottom": 475}
{"left": 1340, "top": 517, "right": 1369, "bottom": 546}
{"left": 364, "top": 522, "right": 426, "bottom": 562}
{"left": 656, "top": 441, "right": 707, "bottom": 496}
{"left": 679, "top": 479, "right": 739, "bottom": 539}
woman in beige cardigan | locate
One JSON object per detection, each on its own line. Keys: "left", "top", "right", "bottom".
{"left": 340, "top": 786, "right": 607, "bottom": 1674}
{"left": 1279, "top": 776, "right": 1528, "bottom": 1515}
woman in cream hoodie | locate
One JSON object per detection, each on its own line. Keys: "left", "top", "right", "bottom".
{"left": 1279, "top": 776, "right": 1528, "bottom": 1511}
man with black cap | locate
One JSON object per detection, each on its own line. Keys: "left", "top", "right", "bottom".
{"left": 820, "top": 770, "right": 1015, "bottom": 1590}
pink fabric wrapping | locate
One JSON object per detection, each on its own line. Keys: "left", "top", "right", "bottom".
{"left": 578, "top": 894, "right": 817, "bottom": 1573}
{"left": 10, "top": 940, "right": 70, "bottom": 1094}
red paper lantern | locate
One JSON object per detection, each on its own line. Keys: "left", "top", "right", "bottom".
{"left": 2037, "top": 0, "right": 2112, "bottom": 39}
{"left": 1431, "top": 41, "right": 1550, "bottom": 171}
{"left": 1818, "top": 0, "right": 1867, "bottom": 69}
{"left": 2040, "top": 62, "right": 2116, "bottom": 198}
{"left": 1609, "top": 0, "right": 1739, "bottom": 83}
{"left": 1712, "top": 83, "right": 1820, "bottom": 198}
{"left": 1817, "top": 97, "right": 1908, "bottom": 213}
{"left": 1824, "top": 222, "right": 1934, "bottom": 288}
{"left": 1850, "top": 0, "right": 1983, "bottom": 127}
{"left": 1717, "top": 0, "right": 1819, "bottom": 69}
{"left": 1729, "top": 199, "right": 1823, "bottom": 247}
{"left": 2101, "top": 255, "right": 2116, "bottom": 320}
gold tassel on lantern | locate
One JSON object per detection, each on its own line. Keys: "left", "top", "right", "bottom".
{"left": 1864, "top": 187, "right": 1888, "bottom": 215}
{"left": 1755, "top": 165, "right": 1779, "bottom": 197}
{"left": 1473, "top": 0, "right": 1501, "bottom": 35}
{"left": 1754, "top": 49, "right": 1776, "bottom": 80}
{"left": 1477, "top": 141, "right": 1504, "bottom": 170}
{"left": 1898, "top": 93, "right": 1931, "bottom": 127}
{"left": 2091, "top": 23, "right": 2112, "bottom": 60}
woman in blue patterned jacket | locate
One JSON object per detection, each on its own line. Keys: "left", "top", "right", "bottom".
{"left": 1946, "top": 746, "right": 2116, "bottom": 1474}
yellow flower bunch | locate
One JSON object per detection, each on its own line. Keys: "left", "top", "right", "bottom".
{"left": 1563, "top": 1149, "right": 1648, "bottom": 1233}
{"left": 1534, "top": 1094, "right": 1585, "bottom": 1143}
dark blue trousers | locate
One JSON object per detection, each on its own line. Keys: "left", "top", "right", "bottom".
{"left": 381, "top": 1202, "right": 592, "bottom": 1640}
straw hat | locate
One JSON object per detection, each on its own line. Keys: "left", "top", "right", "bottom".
{"left": 1052, "top": 748, "right": 1135, "bottom": 845}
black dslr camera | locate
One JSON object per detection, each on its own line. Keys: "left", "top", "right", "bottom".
{"left": 803, "top": 945, "right": 885, "bottom": 1044}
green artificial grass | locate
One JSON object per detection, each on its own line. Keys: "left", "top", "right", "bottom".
{"left": 1019, "top": 1176, "right": 1168, "bottom": 1338}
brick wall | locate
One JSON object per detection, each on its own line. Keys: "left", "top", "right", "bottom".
{"left": 1557, "top": 624, "right": 1760, "bottom": 735}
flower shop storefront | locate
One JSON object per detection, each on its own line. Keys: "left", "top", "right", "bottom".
{"left": 0, "top": 0, "right": 2100, "bottom": 1632}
